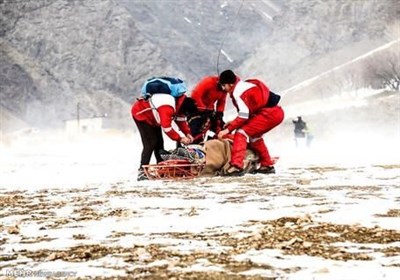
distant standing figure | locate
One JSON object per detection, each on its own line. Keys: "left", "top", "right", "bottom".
{"left": 292, "top": 116, "right": 312, "bottom": 147}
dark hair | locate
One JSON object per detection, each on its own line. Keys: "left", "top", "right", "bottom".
{"left": 179, "top": 97, "right": 198, "bottom": 116}
{"left": 218, "top": 69, "right": 236, "bottom": 84}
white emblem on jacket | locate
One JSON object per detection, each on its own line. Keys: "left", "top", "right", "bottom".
{"left": 232, "top": 81, "right": 255, "bottom": 119}
{"left": 149, "top": 94, "right": 176, "bottom": 124}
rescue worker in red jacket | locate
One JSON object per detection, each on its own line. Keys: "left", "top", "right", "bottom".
{"left": 189, "top": 76, "right": 227, "bottom": 143}
{"left": 217, "top": 70, "right": 284, "bottom": 176}
{"left": 131, "top": 90, "right": 197, "bottom": 181}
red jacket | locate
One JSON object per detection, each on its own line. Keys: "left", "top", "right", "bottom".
{"left": 226, "top": 79, "right": 270, "bottom": 132}
{"left": 131, "top": 95, "right": 191, "bottom": 142}
{"left": 190, "top": 76, "right": 226, "bottom": 113}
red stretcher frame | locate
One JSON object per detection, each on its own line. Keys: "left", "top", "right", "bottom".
{"left": 142, "top": 159, "right": 204, "bottom": 180}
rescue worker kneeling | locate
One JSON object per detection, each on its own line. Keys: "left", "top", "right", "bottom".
{"left": 217, "top": 70, "right": 284, "bottom": 176}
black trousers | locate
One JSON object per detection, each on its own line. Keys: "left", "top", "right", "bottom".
{"left": 134, "top": 119, "right": 164, "bottom": 168}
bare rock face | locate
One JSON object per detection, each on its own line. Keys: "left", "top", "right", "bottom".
{"left": 117, "top": 0, "right": 273, "bottom": 82}
{"left": 240, "top": 0, "right": 400, "bottom": 91}
{"left": 1, "top": 0, "right": 398, "bottom": 131}
{"left": 0, "top": 0, "right": 177, "bottom": 129}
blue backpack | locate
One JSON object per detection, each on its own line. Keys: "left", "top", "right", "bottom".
{"left": 141, "top": 77, "right": 187, "bottom": 99}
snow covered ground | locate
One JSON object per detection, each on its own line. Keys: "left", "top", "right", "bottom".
{"left": 0, "top": 128, "right": 399, "bottom": 280}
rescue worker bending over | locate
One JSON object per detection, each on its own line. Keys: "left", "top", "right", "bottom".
{"left": 189, "top": 75, "right": 227, "bottom": 143}
{"left": 131, "top": 77, "right": 197, "bottom": 181}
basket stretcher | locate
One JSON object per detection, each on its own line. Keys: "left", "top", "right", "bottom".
{"left": 142, "top": 159, "right": 204, "bottom": 180}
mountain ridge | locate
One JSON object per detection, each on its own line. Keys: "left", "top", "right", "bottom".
{"left": 0, "top": 0, "right": 398, "bottom": 132}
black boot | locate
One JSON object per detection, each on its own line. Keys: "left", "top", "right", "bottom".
{"left": 222, "top": 165, "right": 244, "bottom": 177}
{"left": 137, "top": 168, "right": 148, "bottom": 181}
{"left": 254, "top": 165, "right": 275, "bottom": 174}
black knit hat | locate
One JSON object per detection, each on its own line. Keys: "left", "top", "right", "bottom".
{"left": 218, "top": 70, "right": 236, "bottom": 84}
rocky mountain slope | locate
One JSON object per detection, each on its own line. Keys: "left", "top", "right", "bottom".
{"left": 0, "top": 0, "right": 178, "bottom": 130}
{"left": 0, "top": 0, "right": 398, "bottom": 132}
{"left": 239, "top": 0, "right": 399, "bottom": 91}
{"left": 117, "top": 0, "right": 275, "bottom": 81}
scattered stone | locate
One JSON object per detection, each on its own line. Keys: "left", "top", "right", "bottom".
{"left": 7, "top": 225, "right": 20, "bottom": 234}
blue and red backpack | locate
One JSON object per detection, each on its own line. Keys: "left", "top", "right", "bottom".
{"left": 141, "top": 77, "right": 187, "bottom": 99}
